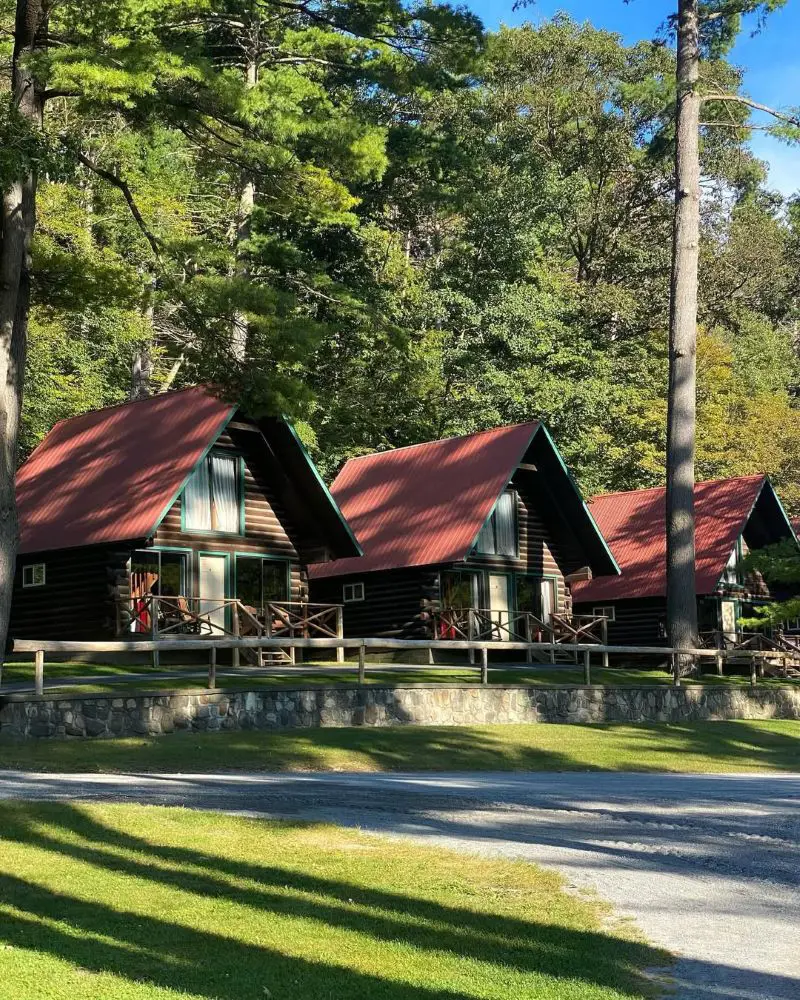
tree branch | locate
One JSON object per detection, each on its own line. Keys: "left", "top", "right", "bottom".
{"left": 68, "top": 146, "right": 161, "bottom": 258}
{"left": 701, "top": 92, "right": 800, "bottom": 128}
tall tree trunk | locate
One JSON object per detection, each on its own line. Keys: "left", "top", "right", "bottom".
{"left": 666, "top": 0, "right": 701, "bottom": 660}
{"left": 231, "top": 53, "right": 258, "bottom": 362}
{"left": 0, "top": 0, "right": 46, "bottom": 662}
{"left": 130, "top": 287, "right": 155, "bottom": 399}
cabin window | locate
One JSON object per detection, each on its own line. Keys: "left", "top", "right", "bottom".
{"left": 22, "top": 563, "right": 45, "bottom": 588}
{"left": 130, "top": 550, "right": 189, "bottom": 599}
{"left": 516, "top": 575, "right": 557, "bottom": 622}
{"left": 441, "top": 571, "right": 478, "bottom": 609}
{"left": 592, "top": 606, "right": 616, "bottom": 621}
{"left": 184, "top": 452, "right": 241, "bottom": 533}
{"left": 721, "top": 543, "right": 740, "bottom": 585}
{"left": 236, "top": 556, "right": 290, "bottom": 610}
{"left": 475, "top": 490, "right": 517, "bottom": 557}
{"left": 343, "top": 582, "right": 365, "bottom": 603}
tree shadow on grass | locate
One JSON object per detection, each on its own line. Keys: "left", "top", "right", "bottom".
{"left": 0, "top": 801, "right": 665, "bottom": 1000}
{"left": 602, "top": 719, "right": 800, "bottom": 772}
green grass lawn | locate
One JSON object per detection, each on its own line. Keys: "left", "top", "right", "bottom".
{"left": 5, "top": 659, "right": 796, "bottom": 696}
{"left": 0, "top": 802, "right": 667, "bottom": 1000}
{"left": 2, "top": 720, "right": 798, "bottom": 773}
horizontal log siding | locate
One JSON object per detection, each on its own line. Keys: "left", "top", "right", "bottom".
{"left": 154, "top": 429, "right": 303, "bottom": 601}
{"left": 10, "top": 545, "right": 130, "bottom": 642}
{"left": 573, "top": 597, "right": 668, "bottom": 647}
{"left": 463, "top": 478, "right": 573, "bottom": 613}
{"left": 311, "top": 568, "right": 435, "bottom": 638}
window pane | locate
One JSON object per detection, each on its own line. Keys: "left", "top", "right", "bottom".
{"left": 494, "top": 492, "right": 516, "bottom": 556}
{"left": 516, "top": 576, "right": 540, "bottom": 615}
{"left": 159, "top": 552, "right": 187, "bottom": 596}
{"left": 130, "top": 551, "right": 160, "bottom": 599}
{"left": 263, "top": 561, "right": 289, "bottom": 603}
{"left": 237, "top": 557, "right": 263, "bottom": 608}
{"left": 475, "top": 518, "right": 496, "bottom": 555}
{"left": 184, "top": 459, "right": 211, "bottom": 530}
{"left": 211, "top": 454, "right": 239, "bottom": 532}
{"left": 441, "top": 571, "right": 477, "bottom": 607}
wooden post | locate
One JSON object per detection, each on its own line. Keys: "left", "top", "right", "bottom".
{"left": 428, "top": 646, "right": 435, "bottom": 665}
{"left": 358, "top": 643, "right": 366, "bottom": 686}
{"left": 34, "top": 649, "right": 44, "bottom": 697}
{"left": 232, "top": 602, "right": 240, "bottom": 669}
{"left": 468, "top": 609, "right": 476, "bottom": 665}
{"left": 583, "top": 647, "right": 591, "bottom": 686}
{"left": 480, "top": 646, "right": 488, "bottom": 685}
{"left": 151, "top": 596, "right": 159, "bottom": 670}
{"left": 750, "top": 654, "right": 757, "bottom": 688}
{"left": 208, "top": 645, "right": 217, "bottom": 689}
{"left": 672, "top": 652, "right": 681, "bottom": 687}
{"left": 715, "top": 649, "right": 723, "bottom": 676}
{"left": 524, "top": 615, "right": 533, "bottom": 664}
{"left": 601, "top": 617, "right": 609, "bottom": 668}
{"left": 335, "top": 607, "right": 345, "bottom": 664}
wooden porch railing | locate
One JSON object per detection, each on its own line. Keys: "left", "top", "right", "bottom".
{"left": 433, "top": 608, "right": 610, "bottom": 665}
{"left": 118, "top": 596, "right": 345, "bottom": 667}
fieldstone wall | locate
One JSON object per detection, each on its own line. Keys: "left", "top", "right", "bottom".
{"left": 1, "top": 684, "right": 800, "bottom": 740}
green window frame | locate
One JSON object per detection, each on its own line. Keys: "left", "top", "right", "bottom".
{"left": 234, "top": 554, "right": 291, "bottom": 610}
{"left": 475, "top": 489, "right": 518, "bottom": 558}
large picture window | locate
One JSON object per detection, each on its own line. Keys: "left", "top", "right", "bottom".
{"left": 184, "top": 452, "right": 241, "bottom": 533}
{"left": 130, "top": 550, "right": 189, "bottom": 599}
{"left": 236, "top": 556, "right": 290, "bottom": 610}
{"left": 475, "top": 490, "right": 517, "bottom": 557}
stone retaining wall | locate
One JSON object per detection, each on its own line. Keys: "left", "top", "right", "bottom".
{"left": 2, "top": 684, "right": 800, "bottom": 740}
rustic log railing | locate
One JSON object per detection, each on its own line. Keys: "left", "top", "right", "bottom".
{"left": 10, "top": 635, "right": 800, "bottom": 697}
{"left": 434, "top": 609, "right": 610, "bottom": 666}
{"left": 118, "top": 595, "right": 345, "bottom": 667}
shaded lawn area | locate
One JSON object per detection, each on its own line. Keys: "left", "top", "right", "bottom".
{"left": 1, "top": 720, "right": 798, "bottom": 774}
{"left": 5, "top": 660, "right": 798, "bottom": 696}
{"left": 0, "top": 801, "right": 668, "bottom": 999}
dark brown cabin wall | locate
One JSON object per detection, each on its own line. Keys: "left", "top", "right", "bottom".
{"left": 153, "top": 429, "right": 304, "bottom": 600}
{"left": 311, "top": 568, "right": 434, "bottom": 638}
{"left": 573, "top": 597, "right": 668, "bottom": 647}
{"left": 9, "top": 545, "right": 130, "bottom": 642}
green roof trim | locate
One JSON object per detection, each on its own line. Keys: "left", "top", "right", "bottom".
{"left": 283, "top": 419, "right": 364, "bottom": 557}
{"left": 464, "top": 422, "right": 620, "bottom": 576}
{"left": 535, "top": 424, "right": 621, "bottom": 576}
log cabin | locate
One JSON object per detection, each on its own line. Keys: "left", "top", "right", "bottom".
{"left": 10, "top": 386, "right": 360, "bottom": 643}
{"left": 309, "top": 422, "right": 620, "bottom": 641}
{"left": 572, "top": 475, "right": 799, "bottom": 646}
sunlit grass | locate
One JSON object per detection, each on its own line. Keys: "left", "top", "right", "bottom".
{"left": 4, "top": 659, "right": 797, "bottom": 697}
{"left": 2, "top": 720, "right": 798, "bottom": 774}
{"left": 0, "top": 802, "right": 668, "bottom": 999}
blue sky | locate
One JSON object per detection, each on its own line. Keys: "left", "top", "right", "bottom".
{"left": 465, "top": 1, "right": 799, "bottom": 197}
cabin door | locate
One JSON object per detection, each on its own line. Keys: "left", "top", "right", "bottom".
{"left": 198, "top": 554, "right": 228, "bottom": 633}
{"left": 720, "top": 600, "right": 738, "bottom": 642}
{"left": 488, "top": 574, "right": 511, "bottom": 640}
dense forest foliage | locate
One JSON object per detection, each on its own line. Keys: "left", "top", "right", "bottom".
{"left": 10, "top": 4, "right": 800, "bottom": 508}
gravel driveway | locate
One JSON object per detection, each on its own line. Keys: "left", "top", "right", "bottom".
{"left": 1, "top": 769, "right": 798, "bottom": 999}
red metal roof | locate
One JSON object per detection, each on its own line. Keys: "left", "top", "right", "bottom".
{"left": 572, "top": 475, "right": 767, "bottom": 603}
{"left": 309, "top": 423, "right": 540, "bottom": 578}
{"left": 17, "top": 387, "right": 235, "bottom": 554}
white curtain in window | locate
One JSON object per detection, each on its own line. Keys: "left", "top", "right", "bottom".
{"left": 494, "top": 491, "right": 516, "bottom": 556}
{"left": 184, "top": 458, "right": 212, "bottom": 530}
{"left": 211, "top": 454, "right": 239, "bottom": 532}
